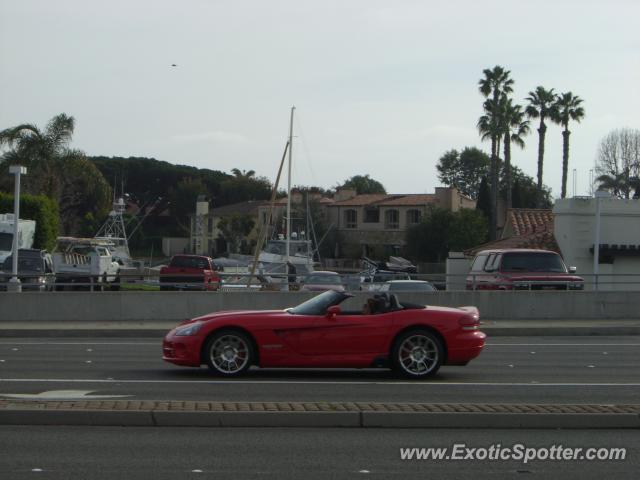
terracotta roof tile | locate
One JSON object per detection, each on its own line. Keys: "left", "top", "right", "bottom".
{"left": 465, "top": 230, "right": 559, "bottom": 256}
{"left": 330, "top": 194, "right": 398, "bottom": 207}
{"left": 374, "top": 194, "right": 438, "bottom": 206}
{"left": 507, "top": 208, "right": 554, "bottom": 236}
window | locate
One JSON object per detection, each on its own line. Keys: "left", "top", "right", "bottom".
{"left": 344, "top": 209, "right": 357, "bottom": 229}
{"left": 406, "top": 209, "right": 421, "bottom": 225}
{"left": 385, "top": 209, "right": 399, "bottom": 229}
{"left": 207, "top": 217, "right": 213, "bottom": 234}
{"left": 364, "top": 207, "right": 380, "bottom": 223}
{"left": 470, "top": 254, "right": 488, "bottom": 272}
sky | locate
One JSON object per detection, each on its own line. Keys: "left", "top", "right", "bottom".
{"left": 1, "top": 0, "right": 638, "bottom": 198}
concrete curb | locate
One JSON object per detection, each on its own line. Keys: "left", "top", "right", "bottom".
{"left": 0, "top": 409, "right": 638, "bottom": 429}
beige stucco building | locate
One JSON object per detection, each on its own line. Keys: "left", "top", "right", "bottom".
{"left": 326, "top": 187, "right": 475, "bottom": 258}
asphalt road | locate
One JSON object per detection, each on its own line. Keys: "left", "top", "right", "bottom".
{"left": 0, "top": 336, "right": 639, "bottom": 404}
{"left": 0, "top": 426, "right": 637, "bottom": 480}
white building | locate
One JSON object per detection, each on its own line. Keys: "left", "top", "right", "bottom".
{"left": 553, "top": 197, "right": 640, "bottom": 290}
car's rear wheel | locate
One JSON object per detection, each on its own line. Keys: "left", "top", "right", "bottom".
{"left": 391, "top": 329, "right": 443, "bottom": 379}
{"left": 204, "top": 330, "right": 254, "bottom": 376}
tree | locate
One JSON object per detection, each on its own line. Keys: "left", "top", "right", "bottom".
{"left": 0, "top": 192, "right": 59, "bottom": 251}
{"left": 340, "top": 174, "right": 386, "bottom": 195}
{"left": 405, "top": 208, "right": 488, "bottom": 262}
{"left": 231, "top": 168, "right": 256, "bottom": 179}
{"left": 448, "top": 209, "right": 489, "bottom": 251}
{"left": 596, "top": 173, "right": 640, "bottom": 199}
{"left": 167, "top": 178, "right": 208, "bottom": 234}
{"left": 552, "top": 92, "right": 585, "bottom": 198}
{"left": 217, "top": 214, "right": 255, "bottom": 254}
{"left": 525, "top": 86, "right": 557, "bottom": 207}
{"left": 436, "top": 147, "right": 490, "bottom": 199}
{"left": 478, "top": 66, "right": 514, "bottom": 240}
{"left": 476, "top": 176, "right": 491, "bottom": 218}
{"left": 501, "top": 99, "right": 530, "bottom": 209}
{"left": 594, "top": 128, "right": 640, "bottom": 199}
{"left": 405, "top": 208, "right": 454, "bottom": 262}
{"left": 0, "top": 114, "right": 111, "bottom": 233}
{"left": 507, "top": 166, "right": 552, "bottom": 208}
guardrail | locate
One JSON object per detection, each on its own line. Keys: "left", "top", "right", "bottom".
{"left": 2, "top": 271, "right": 640, "bottom": 292}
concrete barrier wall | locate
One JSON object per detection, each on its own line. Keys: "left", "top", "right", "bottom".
{"left": 0, "top": 290, "right": 638, "bottom": 323}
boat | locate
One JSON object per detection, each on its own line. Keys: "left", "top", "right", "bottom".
{"left": 245, "top": 107, "right": 316, "bottom": 286}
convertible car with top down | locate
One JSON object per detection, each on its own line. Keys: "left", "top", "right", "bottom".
{"left": 162, "top": 290, "right": 485, "bottom": 379}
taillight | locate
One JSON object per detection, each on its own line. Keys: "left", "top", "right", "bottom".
{"left": 459, "top": 315, "right": 480, "bottom": 331}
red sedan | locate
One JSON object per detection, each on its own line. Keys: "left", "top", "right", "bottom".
{"left": 163, "top": 291, "right": 485, "bottom": 379}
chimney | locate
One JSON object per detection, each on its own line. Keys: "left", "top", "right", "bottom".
{"left": 195, "top": 195, "right": 209, "bottom": 216}
{"left": 335, "top": 188, "right": 357, "bottom": 202}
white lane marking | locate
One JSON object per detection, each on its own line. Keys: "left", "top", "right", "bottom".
{"left": 0, "top": 342, "right": 157, "bottom": 346}
{"left": 1, "top": 342, "right": 639, "bottom": 346}
{"left": 487, "top": 343, "right": 640, "bottom": 346}
{"left": 1, "top": 389, "right": 131, "bottom": 399}
{"left": 0, "top": 378, "right": 639, "bottom": 386}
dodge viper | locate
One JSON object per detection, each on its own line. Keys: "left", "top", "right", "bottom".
{"left": 163, "top": 290, "right": 485, "bottom": 378}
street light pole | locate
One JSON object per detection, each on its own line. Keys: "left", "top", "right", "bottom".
{"left": 8, "top": 165, "right": 27, "bottom": 293}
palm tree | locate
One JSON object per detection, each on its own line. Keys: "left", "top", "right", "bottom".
{"left": 231, "top": 168, "right": 256, "bottom": 179}
{"left": 552, "top": 92, "right": 585, "bottom": 198}
{"left": 478, "top": 66, "right": 514, "bottom": 239}
{"left": 502, "top": 99, "right": 530, "bottom": 209}
{"left": 525, "top": 86, "right": 557, "bottom": 207}
{"left": 0, "top": 114, "right": 76, "bottom": 197}
{"left": 0, "top": 113, "right": 111, "bottom": 232}
{"left": 596, "top": 173, "right": 640, "bottom": 199}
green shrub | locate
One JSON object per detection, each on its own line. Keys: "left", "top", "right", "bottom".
{"left": 0, "top": 193, "right": 59, "bottom": 251}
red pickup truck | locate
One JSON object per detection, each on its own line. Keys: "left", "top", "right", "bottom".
{"left": 159, "top": 255, "right": 221, "bottom": 291}
{"left": 466, "top": 249, "right": 584, "bottom": 290}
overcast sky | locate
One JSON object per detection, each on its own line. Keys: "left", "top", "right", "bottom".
{"left": 1, "top": 0, "right": 638, "bottom": 197}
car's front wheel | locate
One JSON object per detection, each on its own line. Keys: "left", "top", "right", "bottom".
{"left": 391, "top": 329, "right": 444, "bottom": 379}
{"left": 204, "top": 330, "right": 255, "bottom": 376}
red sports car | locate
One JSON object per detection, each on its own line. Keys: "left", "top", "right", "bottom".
{"left": 163, "top": 291, "right": 485, "bottom": 379}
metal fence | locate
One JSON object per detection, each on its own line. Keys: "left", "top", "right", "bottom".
{"left": 3, "top": 270, "right": 640, "bottom": 292}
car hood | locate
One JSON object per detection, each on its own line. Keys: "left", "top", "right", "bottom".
{"left": 503, "top": 273, "right": 583, "bottom": 281}
{"left": 179, "top": 309, "right": 287, "bottom": 326}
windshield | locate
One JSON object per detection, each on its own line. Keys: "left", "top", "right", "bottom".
{"left": 0, "top": 232, "right": 13, "bottom": 251}
{"left": 501, "top": 253, "right": 567, "bottom": 273}
{"left": 385, "top": 282, "right": 436, "bottom": 292}
{"left": 2, "top": 255, "right": 43, "bottom": 273}
{"left": 170, "top": 256, "right": 210, "bottom": 269}
{"left": 288, "top": 290, "right": 350, "bottom": 315}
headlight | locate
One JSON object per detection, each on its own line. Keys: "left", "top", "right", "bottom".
{"left": 25, "top": 276, "right": 46, "bottom": 284}
{"left": 175, "top": 322, "right": 203, "bottom": 336}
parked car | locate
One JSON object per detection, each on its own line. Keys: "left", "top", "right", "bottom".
{"left": 299, "top": 271, "right": 345, "bottom": 292}
{"left": 380, "top": 279, "right": 437, "bottom": 293}
{"left": 163, "top": 290, "right": 485, "bottom": 378}
{"left": 0, "top": 249, "right": 55, "bottom": 291}
{"left": 466, "top": 248, "right": 584, "bottom": 290}
{"left": 160, "top": 254, "right": 221, "bottom": 291}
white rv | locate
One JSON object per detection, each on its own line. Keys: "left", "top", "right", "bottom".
{"left": 0, "top": 214, "right": 36, "bottom": 264}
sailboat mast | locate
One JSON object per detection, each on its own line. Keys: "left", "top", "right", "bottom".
{"left": 286, "top": 106, "right": 295, "bottom": 263}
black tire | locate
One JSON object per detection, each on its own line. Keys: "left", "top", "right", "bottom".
{"left": 391, "top": 329, "right": 444, "bottom": 379}
{"left": 204, "top": 330, "right": 255, "bottom": 377}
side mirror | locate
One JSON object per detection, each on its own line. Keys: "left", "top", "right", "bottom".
{"left": 326, "top": 305, "right": 341, "bottom": 318}
{"left": 569, "top": 266, "right": 577, "bottom": 273}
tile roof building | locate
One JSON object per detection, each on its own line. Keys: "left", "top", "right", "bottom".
{"left": 465, "top": 208, "right": 558, "bottom": 256}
